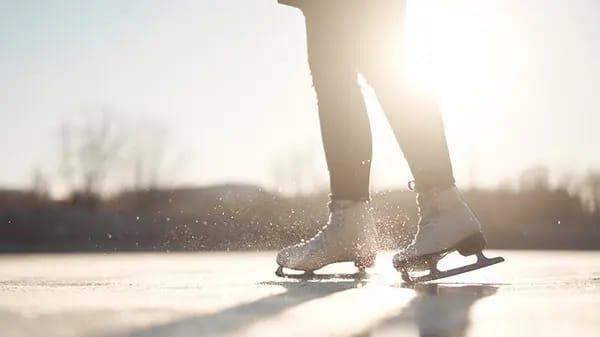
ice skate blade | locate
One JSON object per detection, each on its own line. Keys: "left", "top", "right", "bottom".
{"left": 400, "top": 254, "right": 505, "bottom": 284}
{"left": 275, "top": 266, "right": 368, "bottom": 280}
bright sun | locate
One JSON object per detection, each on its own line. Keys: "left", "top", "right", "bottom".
{"left": 366, "top": 1, "right": 504, "bottom": 189}
{"left": 402, "top": 1, "right": 493, "bottom": 104}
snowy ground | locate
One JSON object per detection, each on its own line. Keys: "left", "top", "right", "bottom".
{"left": 1, "top": 251, "right": 599, "bottom": 337}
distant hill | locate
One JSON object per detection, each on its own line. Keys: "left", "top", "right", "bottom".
{"left": 1, "top": 184, "right": 599, "bottom": 252}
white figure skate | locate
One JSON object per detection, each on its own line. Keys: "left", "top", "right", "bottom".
{"left": 276, "top": 200, "right": 378, "bottom": 279}
{"left": 393, "top": 184, "right": 504, "bottom": 284}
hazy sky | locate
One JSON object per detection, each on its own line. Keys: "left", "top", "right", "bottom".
{"left": 2, "top": 0, "right": 600, "bottom": 195}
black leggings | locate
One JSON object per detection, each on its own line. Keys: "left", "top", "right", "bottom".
{"left": 302, "top": 0, "right": 455, "bottom": 200}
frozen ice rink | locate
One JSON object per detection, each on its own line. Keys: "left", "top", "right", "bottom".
{"left": 1, "top": 251, "right": 599, "bottom": 337}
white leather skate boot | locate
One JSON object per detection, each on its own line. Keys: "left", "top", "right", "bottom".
{"left": 276, "top": 200, "right": 378, "bottom": 276}
{"left": 393, "top": 184, "right": 504, "bottom": 283}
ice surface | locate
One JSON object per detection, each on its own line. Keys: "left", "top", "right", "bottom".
{"left": 0, "top": 251, "right": 599, "bottom": 337}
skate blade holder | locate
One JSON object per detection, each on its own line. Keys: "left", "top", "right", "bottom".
{"left": 275, "top": 266, "right": 369, "bottom": 280}
{"left": 398, "top": 251, "right": 505, "bottom": 284}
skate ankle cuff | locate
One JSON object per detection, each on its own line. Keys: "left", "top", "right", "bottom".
{"left": 329, "top": 194, "right": 370, "bottom": 203}
{"left": 328, "top": 198, "right": 370, "bottom": 211}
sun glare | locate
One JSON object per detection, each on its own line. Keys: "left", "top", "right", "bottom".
{"left": 402, "top": 2, "right": 493, "bottom": 103}
{"left": 365, "top": 2, "right": 504, "bottom": 188}
{"left": 403, "top": 1, "right": 502, "bottom": 107}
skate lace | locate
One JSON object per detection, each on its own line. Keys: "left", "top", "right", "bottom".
{"left": 408, "top": 180, "right": 438, "bottom": 228}
{"left": 408, "top": 181, "right": 423, "bottom": 219}
{"left": 308, "top": 224, "right": 328, "bottom": 242}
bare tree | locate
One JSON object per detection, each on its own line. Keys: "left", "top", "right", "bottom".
{"left": 54, "top": 108, "right": 179, "bottom": 202}
{"left": 31, "top": 167, "right": 49, "bottom": 199}
{"left": 582, "top": 172, "right": 600, "bottom": 216}
{"left": 125, "top": 119, "right": 169, "bottom": 191}
{"left": 57, "top": 109, "right": 124, "bottom": 204}
{"left": 519, "top": 166, "right": 551, "bottom": 192}
{"left": 58, "top": 122, "right": 75, "bottom": 195}
{"left": 270, "top": 145, "right": 327, "bottom": 195}
{"left": 78, "top": 112, "right": 122, "bottom": 196}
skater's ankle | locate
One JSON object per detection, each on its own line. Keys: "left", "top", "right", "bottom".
{"left": 329, "top": 194, "right": 370, "bottom": 204}
{"left": 327, "top": 198, "right": 369, "bottom": 212}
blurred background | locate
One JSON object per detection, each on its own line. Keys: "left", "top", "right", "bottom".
{"left": 1, "top": 0, "right": 600, "bottom": 252}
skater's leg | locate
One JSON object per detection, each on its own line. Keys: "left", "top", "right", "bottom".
{"left": 359, "top": 0, "right": 455, "bottom": 190}
{"left": 304, "top": 3, "right": 373, "bottom": 201}
{"left": 275, "top": 3, "right": 379, "bottom": 275}
{"left": 375, "top": 80, "right": 455, "bottom": 190}
{"left": 353, "top": 1, "right": 503, "bottom": 282}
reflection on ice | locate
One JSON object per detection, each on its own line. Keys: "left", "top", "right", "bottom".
{"left": 363, "top": 284, "right": 498, "bottom": 337}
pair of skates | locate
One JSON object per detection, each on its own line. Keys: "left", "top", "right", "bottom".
{"left": 276, "top": 185, "right": 504, "bottom": 284}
